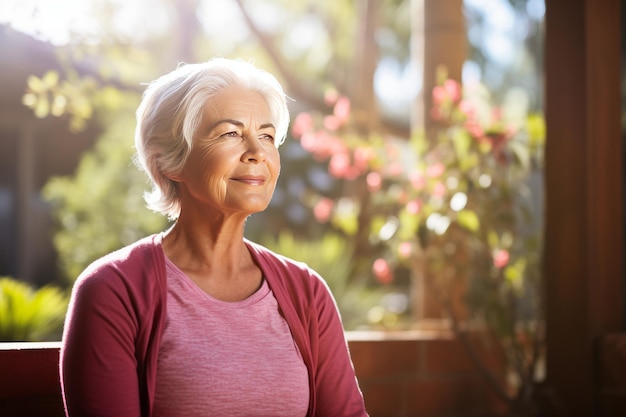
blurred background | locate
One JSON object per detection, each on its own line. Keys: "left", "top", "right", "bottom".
{"left": 0, "top": 0, "right": 545, "bottom": 327}
{"left": 0, "top": 0, "right": 547, "bottom": 414}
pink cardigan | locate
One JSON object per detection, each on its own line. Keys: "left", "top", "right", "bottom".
{"left": 60, "top": 234, "right": 368, "bottom": 417}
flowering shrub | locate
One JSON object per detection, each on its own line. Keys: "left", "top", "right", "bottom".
{"left": 291, "top": 70, "right": 546, "bottom": 402}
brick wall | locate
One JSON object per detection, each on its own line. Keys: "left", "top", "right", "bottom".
{"left": 348, "top": 330, "right": 507, "bottom": 417}
{"left": 0, "top": 332, "right": 507, "bottom": 417}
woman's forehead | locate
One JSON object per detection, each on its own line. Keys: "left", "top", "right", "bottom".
{"left": 200, "top": 87, "right": 273, "bottom": 130}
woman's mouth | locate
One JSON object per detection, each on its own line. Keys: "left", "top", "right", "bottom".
{"left": 231, "top": 176, "right": 265, "bottom": 185}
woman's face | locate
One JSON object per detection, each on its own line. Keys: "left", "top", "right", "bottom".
{"left": 175, "top": 86, "right": 281, "bottom": 219}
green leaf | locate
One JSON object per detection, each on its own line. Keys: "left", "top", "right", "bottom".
{"left": 526, "top": 113, "right": 546, "bottom": 148}
{"left": 42, "top": 70, "right": 60, "bottom": 88}
{"left": 0, "top": 277, "right": 68, "bottom": 342}
{"left": 456, "top": 209, "right": 480, "bottom": 232}
{"left": 486, "top": 230, "right": 500, "bottom": 250}
{"left": 452, "top": 127, "right": 472, "bottom": 161}
{"left": 397, "top": 208, "right": 420, "bottom": 239}
{"left": 21, "top": 93, "right": 37, "bottom": 107}
{"left": 26, "top": 75, "right": 46, "bottom": 93}
{"left": 258, "top": 231, "right": 388, "bottom": 330}
{"left": 459, "top": 152, "right": 479, "bottom": 172}
{"left": 331, "top": 198, "right": 360, "bottom": 236}
{"left": 504, "top": 258, "right": 527, "bottom": 292}
{"left": 369, "top": 215, "right": 388, "bottom": 237}
{"left": 33, "top": 97, "right": 50, "bottom": 118}
{"left": 333, "top": 212, "right": 359, "bottom": 236}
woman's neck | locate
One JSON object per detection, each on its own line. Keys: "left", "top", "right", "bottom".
{"left": 161, "top": 213, "right": 251, "bottom": 276}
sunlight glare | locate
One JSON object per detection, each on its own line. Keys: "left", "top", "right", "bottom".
{"left": 464, "top": 0, "right": 521, "bottom": 67}
{"left": 0, "top": 0, "right": 99, "bottom": 44}
{"left": 198, "top": 0, "right": 249, "bottom": 54}
{"left": 0, "top": 0, "right": 171, "bottom": 45}
{"left": 375, "top": 57, "right": 421, "bottom": 120}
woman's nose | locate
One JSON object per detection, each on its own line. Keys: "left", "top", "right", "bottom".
{"left": 242, "top": 136, "right": 266, "bottom": 162}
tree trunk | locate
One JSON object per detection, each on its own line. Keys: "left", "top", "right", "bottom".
{"left": 410, "top": 0, "right": 467, "bottom": 322}
{"left": 351, "top": 0, "right": 381, "bottom": 133}
{"left": 411, "top": 0, "right": 466, "bottom": 134}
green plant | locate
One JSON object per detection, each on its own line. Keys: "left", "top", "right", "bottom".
{"left": 0, "top": 277, "right": 69, "bottom": 342}
{"left": 42, "top": 96, "right": 169, "bottom": 282}
{"left": 258, "top": 231, "right": 394, "bottom": 330}
{"left": 291, "top": 69, "right": 546, "bottom": 414}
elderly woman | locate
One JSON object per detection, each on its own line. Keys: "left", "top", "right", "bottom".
{"left": 60, "top": 58, "right": 368, "bottom": 417}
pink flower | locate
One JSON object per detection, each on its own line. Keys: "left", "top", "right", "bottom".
{"left": 333, "top": 96, "right": 351, "bottom": 122}
{"left": 313, "top": 198, "right": 334, "bottom": 223}
{"left": 432, "top": 85, "right": 447, "bottom": 105}
{"left": 323, "top": 115, "right": 342, "bottom": 131}
{"left": 493, "top": 249, "right": 510, "bottom": 269}
{"left": 409, "top": 171, "right": 426, "bottom": 190}
{"left": 300, "top": 132, "right": 317, "bottom": 152}
{"left": 444, "top": 79, "right": 461, "bottom": 102}
{"left": 431, "top": 80, "right": 461, "bottom": 105}
{"left": 324, "top": 89, "right": 339, "bottom": 106}
{"left": 329, "top": 152, "right": 352, "bottom": 178}
{"left": 353, "top": 147, "right": 373, "bottom": 172}
{"left": 432, "top": 182, "right": 447, "bottom": 198}
{"left": 322, "top": 133, "right": 348, "bottom": 158}
{"left": 386, "top": 163, "right": 404, "bottom": 177}
{"left": 406, "top": 200, "right": 421, "bottom": 214}
{"left": 292, "top": 112, "right": 313, "bottom": 138}
{"left": 373, "top": 258, "right": 393, "bottom": 284}
{"left": 464, "top": 120, "right": 484, "bottom": 138}
{"left": 385, "top": 143, "right": 400, "bottom": 159}
{"left": 426, "top": 162, "right": 445, "bottom": 178}
{"left": 491, "top": 107, "right": 503, "bottom": 123}
{"left": 366, "top": 172, "right": 382, "bottom": 192}
{"left": 301, "top": 130, "right": 347, "bottom": 161}
{"left": 459, "top": 100, "right": 476, "bottom": 118}
{"left": 398, "top": 242, "right": 413, "bottom": 258}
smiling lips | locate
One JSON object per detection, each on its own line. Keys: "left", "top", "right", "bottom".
{"left": 231, "top": 176, "right": 265, "bottom": 185}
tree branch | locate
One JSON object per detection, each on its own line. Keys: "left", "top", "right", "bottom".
{"left": 232, "top": 0, "right": 411, "bottom": 139}
{"left": 232, "top": 0, "right": 327, "bottom": 111}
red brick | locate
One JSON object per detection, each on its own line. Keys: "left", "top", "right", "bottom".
{"left": 423, "top": 338, "right": 475, "bottom": 374}
{"left": 360, "top": 380, "right": 408, "bottom": 417}
{"left": 405, "top": 378, "right": 506, "bottom": 416}
{"left": 350, "top": 339, "right": 421, "bottom": 380}
{"left": 423, "top": 334, "right": 505, "bottom": 376}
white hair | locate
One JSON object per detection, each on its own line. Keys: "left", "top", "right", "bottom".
{"left": 133, "top": 58, "right": 290, "bottom": 219}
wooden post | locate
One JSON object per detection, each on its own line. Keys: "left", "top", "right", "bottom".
{"left": 410, "top": 0, "right": 466, "bottom": 323}
{"left": 544, "top": 0, "right": 623, "bottom": 414}
{"left": 411, "top": 0, "right": 466, "bottom": 133}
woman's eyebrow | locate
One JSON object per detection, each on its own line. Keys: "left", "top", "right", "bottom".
{"left": 208, "top": 120, "right": 275, "bottom": 132}
{"left": 209, "top": 119, "right": 244, "bottom": 130}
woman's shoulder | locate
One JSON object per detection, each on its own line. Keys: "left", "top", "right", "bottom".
{"left": 76, "top": 234, "right": 165, "bottom": 289}
{"left": 66, "top": 234, "right": 166, "bottom": 338}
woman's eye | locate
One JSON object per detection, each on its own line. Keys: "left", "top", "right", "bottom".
{"left": 222, "top": 131, "right": 241, "bottom": 138}
{"left": 261, "top": 134, "right": 275, "bottom": 143}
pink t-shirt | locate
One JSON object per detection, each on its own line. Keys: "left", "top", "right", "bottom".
{"left": 152, "top": 258, "right": 310, "bottom": 417}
